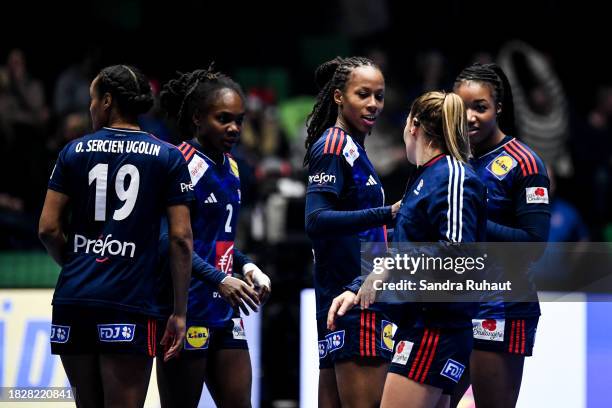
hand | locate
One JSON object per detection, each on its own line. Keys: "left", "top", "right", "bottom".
{"left": 391, "top": 200, "right": 402, "bottom": 219}
{"left": 218, "top": 276, "right": 260, "bottom": 315}
{"left": 160, "top": 313, "right": 186, "bottom": 362}
{"left": 243, "top": 263, "right": 271, "bottom": 304}
{"left": 355, "top": 271, "right": 382, "bottom": 310}
{"left": 327, "top": 291, "right": 357, "bottom": 331}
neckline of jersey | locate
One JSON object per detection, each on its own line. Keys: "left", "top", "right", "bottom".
{"left": 475, "top": 135, "right": 515, "bottom": 160}
{"left": 186, "top": 139, "right": 226, "bottom": 166}
{"left": 103, "top": 126, "right": 148, "bottom": 134}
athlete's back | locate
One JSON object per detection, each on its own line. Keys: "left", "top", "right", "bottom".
{"left": 49, "top": 127, "right": 193, "bottom": 315}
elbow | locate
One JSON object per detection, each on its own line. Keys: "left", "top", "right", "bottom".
{"left": 169, "top": 226, "right": 193, "bottom": 253}
{"left": 38, "top": 223, "right": 59, "bottom": 244}
{"left": 305, "top": 213, "right": 323, "bottom": 238}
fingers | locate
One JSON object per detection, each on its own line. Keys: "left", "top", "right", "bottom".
{"left": 244, "top": 271, "right": 254, "bottom": 287}
{"left": 326, "top": 297, "right": 341, "bottom": 330}
{"left": 164, "top": 335, "right": 182, "bottom": 362}
{"left": 258, "top": 285, "right": 271, "bottom": 304}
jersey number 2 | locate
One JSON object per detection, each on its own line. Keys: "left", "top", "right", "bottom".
{"left": 89, "top": 163, "right": 140, "bottom": 221}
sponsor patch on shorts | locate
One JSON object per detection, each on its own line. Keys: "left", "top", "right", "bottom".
{"left": 50, "top": 324, "right": 70, "bottom": 343}
{"left": 381, "top": 320, "right": 397, "bottom": 352}
{"left": 185, "top": 326, "right": 209, "bottom": 350}
{"left": 97, "top": 324, "right": 136, "bottom": 342}
{"left": 440, "top": 359, "right": 465, "bottom": 383}
{"left": 232, "top": 318, "right": 247, "bottom": 340}
{"left": 473, "top": 319, "right": 505, "bottom": 342}
{"left": 325, "top": 330, "right": 345, "bottom": 353}
{"left": 392, "top": 340, "right": 414, "bottom": 365}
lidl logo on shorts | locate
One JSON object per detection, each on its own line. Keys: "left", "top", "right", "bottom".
{"left": 232, "top": 318, "right": 247, "bottom": 340}
{"left": 185, "top": 326, "right": 209, "bottom": 350}
{"left": 381, "top": 320, "right": 397, "bottom": 351}
{"left": 318, "top": 340, "right": 328, "bottom": 359}
{"left": 392, "top": 340, "right": 414, "bottom": 365}
{"left": 440, "top": 359, "right": 465, "bottom": 383}
{"left": 473, "top": 319, "right": 505, "bottom": 342}
{"left": 487, "top": 152, "right": 516, "bottom": 180}
{"left": 325, "top": 330, "right": 345, "bottom": 353}
{"left": 50, "top": 324, "right": 70, "bottom": 343}
{"left": 97, "top": 324, "right": 136, "bottom": 342}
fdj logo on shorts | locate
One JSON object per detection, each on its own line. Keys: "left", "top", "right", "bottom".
{"left": 97, "top": 324, "right": 136, "bottom": 342}
{"left": 381, "top": 320, "right": 397, "bottom": 351}
{"left": 440, "top": 359, "right": 465, "bottom": 383}
{"left": 185, "top": 326, "right": 209, "bottom": 350}
{"left": 325, "top": 330, "right": 345, "bottom": 353}
{"left": 50, "top": 324, "right": 70, "bottom": 343}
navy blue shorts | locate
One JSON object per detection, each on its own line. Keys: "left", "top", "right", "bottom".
{"left": 388, "top": 326, "right": 472, "bottom": 394}
{"left": 472, "top": 317, "right": 538, "bottom": 356}
{"left": 317, "top": 309, "right": 396, "bottom": 369}
{"left": 51, "top": 305, "right": 161, "bottom": 356}
{"left": 173, "top": 317, "right": 249, "bottom": 359}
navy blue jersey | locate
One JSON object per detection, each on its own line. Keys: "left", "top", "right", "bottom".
{"left": 49, "top": 127, "right": 194, "bottom": 315}
{"left": 306, "top": 127, "right": 388, "bottom": 318}
{"left": 394, "top": 155, "right": 487, "bottom": 327}
{"left": 471, "top": 136, "right": 550, "bottom": 318}
{"left": 177, "top": 140, "right": 242, "bottom": 327}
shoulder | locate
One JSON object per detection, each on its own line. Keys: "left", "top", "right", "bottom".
{"left": 502, "top": 138, "right": 548, "bottom": 178}
{"left": 310, "top": 128, "right": 354, "bottom": 157}
{"left": 225, "top": 154, "right": 240, "bottom": 178}
{"left": 429, "top": 156, "right": 485, "bottom": 196}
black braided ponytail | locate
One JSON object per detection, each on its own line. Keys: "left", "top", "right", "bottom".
{"left": 454, "top": 63, "right": 517, "bottom": 136}
{"left": 304, "top": 56, "right": 379, "bottom": 165}
{"left": 95, "top": 65, "right": 154, "bottom": 118}
{"left": 160, "top": 63, "right": 245, "bottom": 137}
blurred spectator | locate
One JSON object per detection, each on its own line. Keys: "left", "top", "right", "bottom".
{"left": 0, "top": 49, "right": 49, "bottom": 213}
{"left": 572, "top": 85, "right": 612, "bottom": 239}
{"left": 53, "top": 49, "right": 100, "bottom": 117}
{"left": 498, "top": 40, "right": 573, "bottom": 177}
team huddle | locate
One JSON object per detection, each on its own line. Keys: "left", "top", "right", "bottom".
{"left": 38, "top": 57, "right": 549, "bottom": 408}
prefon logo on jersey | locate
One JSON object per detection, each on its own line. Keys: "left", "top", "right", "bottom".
{"left": 97, "top": 324, "right": 136, "bottom": 342}
{"left": 50, "top": 325, "right": 70, "bottom": 344}
{"left": 73, "top": 234, "right": 136, "bottom": 258}
{"left": 308, "top": 172, "right": 336, "bottom": 185}
{"left": 473, "top": 319, "right": 505, "bottom": 342}
{"left": 215, "top": 241, "right": 234, "bottom": 274}
{"left": 440, "top": 359, "right": 465, "bottom": 383}
{"left": 526, "top": 187, "right": 549, "bottom": 204}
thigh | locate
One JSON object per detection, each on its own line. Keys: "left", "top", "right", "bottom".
{"left": 318, "top": 368, "right": 341, "bottom": 408}
{"left": 470, "top": 350, "right": 525, "bottom": 408}
{"left": 60, "top": 354, "right": 104, "bottom": 408}
{"left": 99, "top": 354, "right": 152, "bottom": 408}
{"left": 381, "top": 372, "right": 443, "bottom": 408}
{"left": 156, "top": 355, "right": 207, "bottom": 408}
{"left": 205, "top": 348, "right": 252, "bottom": 408}
{"left": 335, "top": 359, "right": 389, "bottom": 408}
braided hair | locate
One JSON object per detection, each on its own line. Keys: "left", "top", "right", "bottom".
{"left": 304, "top": 56, "right": 379, "bottom": 165}
{"left": 160, "top": 63, "right": 245, "bottom": 137}
{"left": 453, "top": 63, "right": 517, "bottom": 136}
{"left": 95, "top": 65, "right": 154, "bottom": 118}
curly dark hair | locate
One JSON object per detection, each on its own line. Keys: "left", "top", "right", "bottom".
{"left": 160, "top": 63, "right": 245, "bottom": 137}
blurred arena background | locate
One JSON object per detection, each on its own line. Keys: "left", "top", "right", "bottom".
{"left": 1, "top": 1, "right": 611, "bottom": 406}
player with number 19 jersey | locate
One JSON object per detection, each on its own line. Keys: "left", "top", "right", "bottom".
{"left": 48, "top": 127, "right": 194, "bottom": 316}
